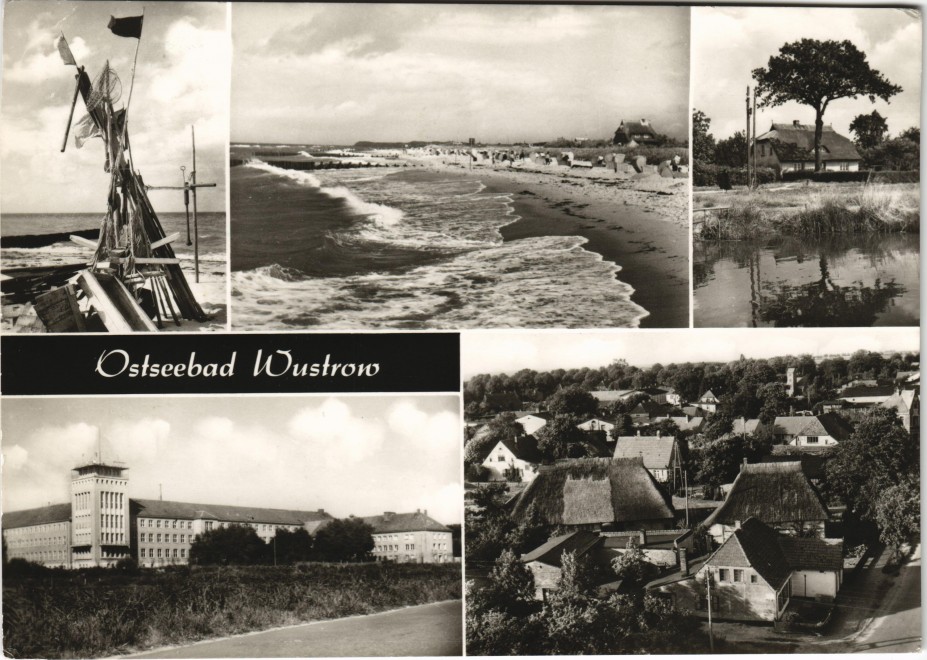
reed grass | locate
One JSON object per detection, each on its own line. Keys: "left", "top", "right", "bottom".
{"left": 2, "top": 563, "right": 461, "bottom": 658}
{"left": 695, "top": 183, "right": 919, "bottom": 240}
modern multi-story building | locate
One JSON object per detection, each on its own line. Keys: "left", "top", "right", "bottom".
{"left": 364, "top": 510, "right": 454, "bottom": 564}
{"left": 3, "top": 458, "right": 448, "bottom": 567}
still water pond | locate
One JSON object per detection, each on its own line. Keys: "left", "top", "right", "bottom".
{"left": 694, "top": 234, "right": 919, "bottom": 327}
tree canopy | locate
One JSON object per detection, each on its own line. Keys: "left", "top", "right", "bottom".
{"left": 850, "top": 110, "right": 889, "bottom": 149}
{"left": 190, "top": 525, "right": 269, "bottom": 565}
{"left": 312, "top": 518, "right": 375, "bottom": 562}
{"left": 753, "top": 39, "right": 902, "bottom": 170}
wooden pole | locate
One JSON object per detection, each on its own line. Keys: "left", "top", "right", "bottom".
{"left": 191, "top": 125, "right": 200, "bottom": 283}
{"left": 182, "top": 166, "right": 192, "bottom": 246}
{"left": 752, "top": 91, "right": 758, "bottom": 189}
{"left": 707, "top": 570, "right": 715, "bottom": 652}
{"left": 746, "top": 86, "right": 751, "bottom": 188}
{"left": 61, "top": 67, "right": 84, "bottom": 153}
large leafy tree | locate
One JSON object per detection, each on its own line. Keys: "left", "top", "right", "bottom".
{"left": 850, "top": 110, "right": 889, "bottom": 149}
{"left": 692, "top": 109, "right": 715, "bottom": 163}
{"left": 312, "top": 518, "right": 374, "bottom": 562}
{"left": 714, "top": 131, "right": 748, "bottom": 167}
{"left": 545, "top": 385, "right": 598, "bottom": 418}
{"left": 535, "top": 414, "right": 588, "bottom": 462}
{"left": 753, "top": 39, "right": 902, "bottom": 171}
{"left": 874, "top": 475, "right": 920, "bottom": 557}
{"left": 190, "top": 525, "right": 269, "bottom": 565}
{"left": 826, "top": 407, "right": 919, "bottom": 523}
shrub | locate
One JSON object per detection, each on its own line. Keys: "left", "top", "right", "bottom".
{"left": 871, "top": 170, "right": 920, "bottom": 184}
{"left": 781, "top": 170, "right": 871, "bottom": 183}
{"left": 693, "top": 162, "right": 776, "bottom": 187}
{"left": 465, "top": 463, "right": 491, "bottom": 482}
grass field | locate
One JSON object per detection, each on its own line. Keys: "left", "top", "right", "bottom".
{"left": 2, "top": 562, "right": 462, "bottom": 658}
{"left": 694, "top": 182, "right": 919, "bottom": 240}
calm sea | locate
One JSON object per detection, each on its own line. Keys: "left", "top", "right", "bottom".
{"left": 1, "top": 212, "right": 227, "bottom": 267}
{"left": 229, "top": 158, "right": 645, "bottom": 329}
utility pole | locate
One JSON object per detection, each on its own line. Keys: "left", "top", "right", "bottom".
{"left": 706, "top": 570, "right": 715, "bottom": 652}
{"left": 746, "top": 86, "right": 752, "bottom": 189}
{"left": 684, "top": 468, "right": 690, "bottom": 527}
{"left": 752, "top": 90, "right": 758, "bottom": 190}
{"left": 191, "top": 125, "right": 199, "bottom": 283}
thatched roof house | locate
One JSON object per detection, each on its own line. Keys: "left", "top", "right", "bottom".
{"left": 612, "top": 435, "right": 682, "bottom": 484}
{"left": 703, "top": 462, "right": 829, "bottom": 542}
{"left": 511, "top": 457, "right": 675, "bottom": 531}
{"left": 613, "top": 119, "right": 659, "bottom": 146}
{"left": 755, "top": 121, "right": 862, "bottom": 173}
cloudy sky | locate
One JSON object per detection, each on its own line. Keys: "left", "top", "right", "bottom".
{"left": 462, "top": 328, "right": 920, "bottom": 378}
{"left": 2, "top": 395, "right": 461, "bottom": 525}
{"left": 232, "top": 4, "right": 690, "bottom": 145}
{"left": 693, "top": 7, "right": 921, "bottom": 141}
{"left": 1, "top": 1, "right": 228, "bottom": 213}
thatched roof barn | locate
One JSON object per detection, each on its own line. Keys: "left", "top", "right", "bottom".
{"left": 704, "top": 462, "right": 829, "bottom": 541}
{"left": 511, "top": 457, "right": 675, "bottom": 530}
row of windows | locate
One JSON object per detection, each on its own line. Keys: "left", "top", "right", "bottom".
{"left": 100, "top": 531, "right": 125, "bottom": 544}
{"left": 5, "top": 536, "right": 67, "bottom": 547}
{"left": 100, "top": 491, "right": 125, "bottom": 510}
{"left": 101, "top": 514, "right": 125, "bottom": 530}
{"left": 140, "top": 533, "right": 190, "bottom": 544}
{"left": 12, "top": 550, "right": 67, "bottom": 561}
{"left": 140, "top": 547, "right": 187, "bottom": 559}
{"left": 716, "top": 568, "right": 758, "bottom": 584}
{"left": 141, "top": 518, "right": 194, "bottom": 529}
{"left": 5, "top": 523, "right": 67, "bottom": 535}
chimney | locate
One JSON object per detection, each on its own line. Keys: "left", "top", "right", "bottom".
{"left": 734, "top": 520, "right": 742, "bottom": 530}
{"left": 423, "top": 509, "right": 428, "bottom": 517}
{"left": 383, "top": 511, "right": 395, "bottom": 521}
{"left": 317, "top": 509, "right": 325, "bottom": 515}
{"left": 657, "top": 430, "right": 661, "bottom": 438}
{"left": 680, "top": 547, "right": 689, "bottom": 576}
{"left": 639, "top": 530, "right": 647, "bottom": 545}
{"left": 793, "top": 120, "right": 801, "bottom": 127}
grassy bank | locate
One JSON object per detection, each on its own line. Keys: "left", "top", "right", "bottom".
{"left": 3, "top": 563, "right": 461, "bottom": 658}
{"left": 695, "top": 183, "right": 919, "bottom": 240}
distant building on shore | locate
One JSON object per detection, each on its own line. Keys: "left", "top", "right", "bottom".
{"left": 753, "top": 121, "right": 862, "bottom": 173}
{"left": 3, "top": 459, "right": 450, "bottom": 568}
{"left": 613, "top": 119, "right": 660, "bottom": 146}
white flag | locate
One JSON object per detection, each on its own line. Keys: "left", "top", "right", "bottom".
{"left": 56, "top": 32, "right": 76, "bottom": 66}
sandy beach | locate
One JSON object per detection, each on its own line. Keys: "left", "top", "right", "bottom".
{"left": 406, "top": 156, "right": 689, "bottom": 328}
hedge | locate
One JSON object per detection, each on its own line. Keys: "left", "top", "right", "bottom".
{"left": 781, "top": 170, "right": 871, "bottom": 183}
{"left": 870, "top": 170, "right": 920, "bottom": 184}
{"left": 693, "top": 162, "right": 777, "bottom": 188}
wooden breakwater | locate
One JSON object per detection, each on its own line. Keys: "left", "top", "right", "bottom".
{"left": 230, "top": 158, "right": 406, "bottom": 170}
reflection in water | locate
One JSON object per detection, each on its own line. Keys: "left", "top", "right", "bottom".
{"left": 694, "top": 234, "right": 919, "bottom": 327}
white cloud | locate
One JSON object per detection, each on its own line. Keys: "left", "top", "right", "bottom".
{"left": 288, "top": 398, "right": 385, "bottom": 464}
{"left": 2, "top": 445, "right": 29, "bottom": 472}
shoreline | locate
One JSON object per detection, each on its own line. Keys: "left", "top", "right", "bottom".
{"left": 410, "top": 159, "right": 690, "bottom": 328}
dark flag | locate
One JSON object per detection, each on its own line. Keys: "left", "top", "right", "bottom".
{"left": 108, "top": 15, "right": 143, "bottom": 39}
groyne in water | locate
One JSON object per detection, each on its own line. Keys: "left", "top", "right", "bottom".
{"left": 230, "top": 158, "right": 406, "bottom": 169}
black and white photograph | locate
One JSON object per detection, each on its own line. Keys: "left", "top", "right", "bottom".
{"left": 463, "top": 328, "right": 920, "bottom": 654}
{"left": 229, "top": 3, "right": 690, "bottom": 330}
{"left": 0, "top": 1, "right": 229, "bottom": 333}
{"left": 1, "top": 395, "right": 463, "bottom": 658}
{"left": 691, "top": 6, "right": 921, "bottom": 328}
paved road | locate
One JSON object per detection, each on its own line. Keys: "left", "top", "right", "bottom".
{"left": 854, "top": 549, "right": 921, "bottom": 653}
{"left": 126, "top": 600, "right": 462, "bottom": 658}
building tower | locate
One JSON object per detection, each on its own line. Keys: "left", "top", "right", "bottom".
{"left": 786, "top": 367, "right": 796, "bottom": 397}
{"left": 70, "top": 458, "right": 130, "bottom": 568}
